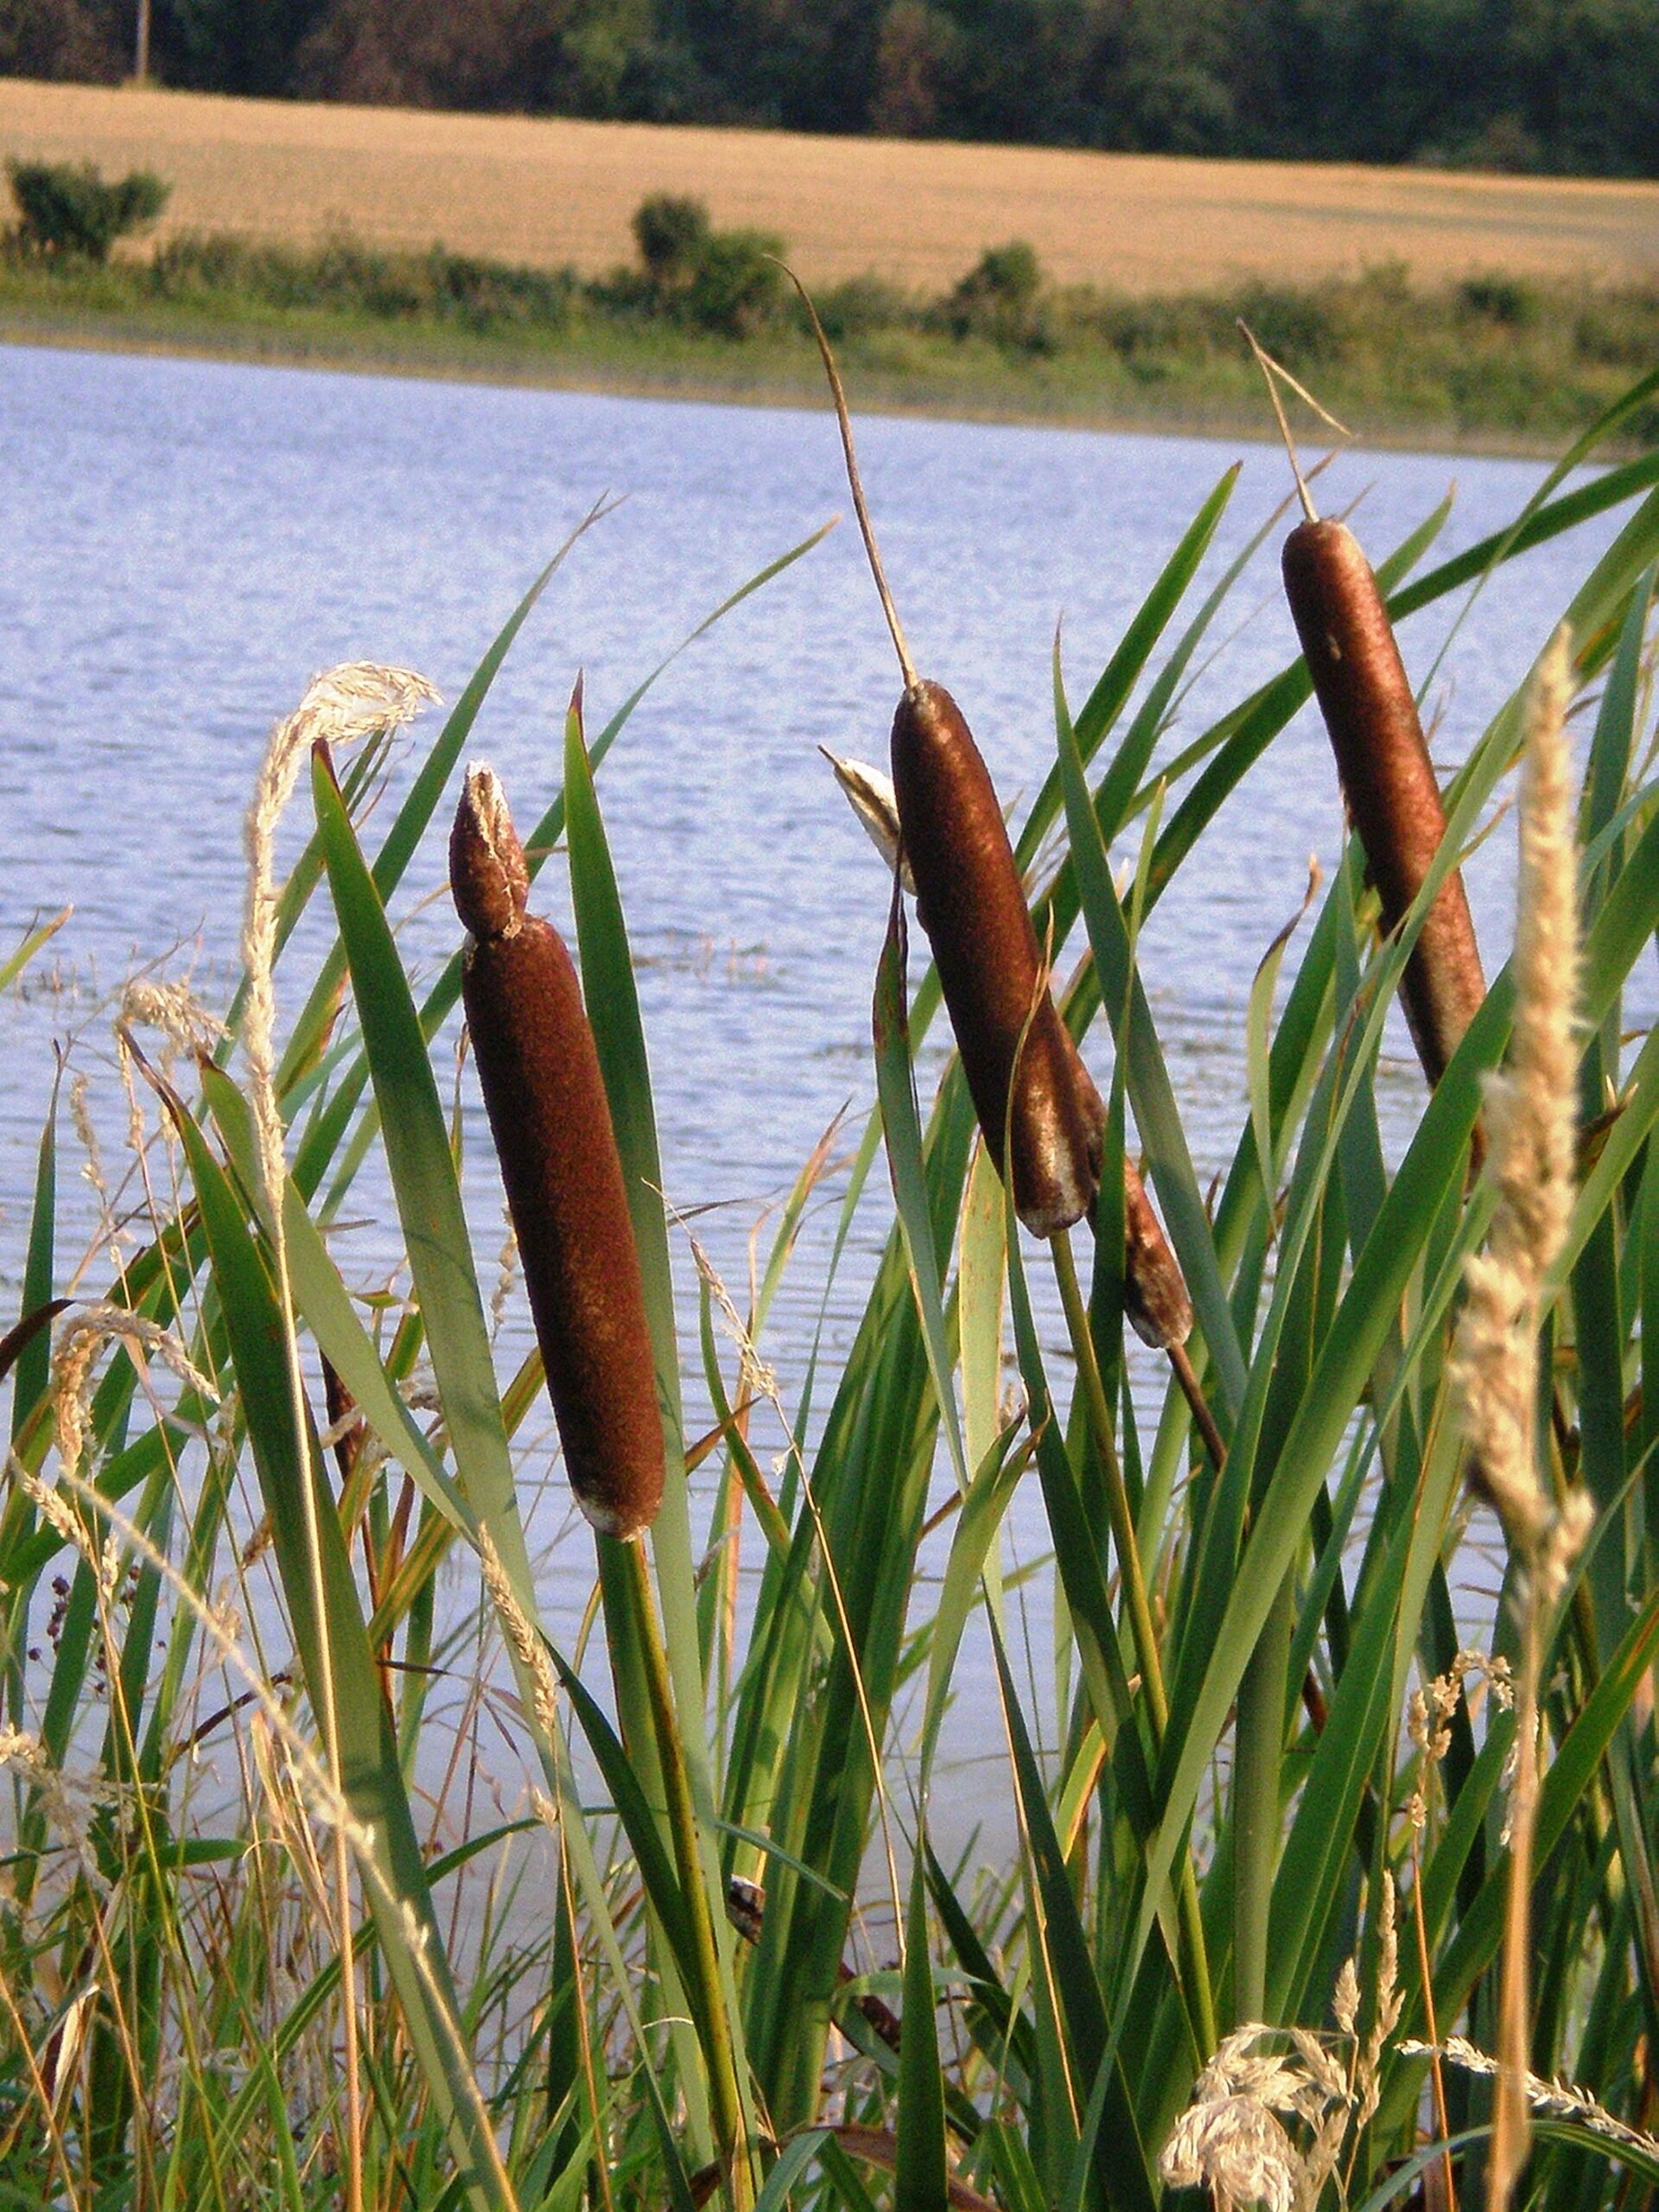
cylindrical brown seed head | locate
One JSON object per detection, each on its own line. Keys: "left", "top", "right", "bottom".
{"left": 1283, "top": 518, "right": 1486, "bottom": 1090}
{"left": 454, "top": 769, "right": 664, "bottom": 1541}
{"left": 888, "top": 681, "right": 1193, "bottom": 1322}
{"left": 891, "top": 678, "right": 1101, "bottom": 1237}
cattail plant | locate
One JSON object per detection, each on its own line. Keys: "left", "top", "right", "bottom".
{"left": 455, "top": 756, "right": 759, "bottom": 2206}
{"left": 885, "top": 675, "right": 1109, "bottom": 1239}
{"left": 1284, "top": 518, "right": 1487, "bottom": 1086}
{"left": 809, "top": 521, "right": 1193, "bottom": 1362}
{"left": 451, "top": 763, "right": 664, "bottom": 1541}
{"left": 802, "top": 277, "right": 1219, "bottom": 2053}
{"left": 1252, "top": 334, "right": 1487, "bottom": 1094}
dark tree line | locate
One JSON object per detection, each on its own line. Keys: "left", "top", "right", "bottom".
{"left": 6, "top": 0, "right": 1656, "bottom": 178}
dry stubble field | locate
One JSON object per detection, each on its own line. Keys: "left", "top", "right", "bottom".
{"left": 3, "top": 77, "right": 1658, "bottom": 293}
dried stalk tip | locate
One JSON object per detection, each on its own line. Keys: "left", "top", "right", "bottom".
{"left": 452, "top": 763, "right": 531, "bottom": 943}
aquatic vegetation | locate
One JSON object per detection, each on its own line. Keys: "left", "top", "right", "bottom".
{"left": 3, "top": 359, "right": 1658, "bottom": 2212}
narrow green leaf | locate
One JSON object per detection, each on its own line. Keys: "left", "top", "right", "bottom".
{"left": 547, "top": 1643, "right": 699, "bottom": 1999}
{"left": 199, "top": 1060, "right": 469, "bottom": 1536}
{"left": 871, "top": 886, "right": 970, "bottom": 1496}
{"left": 1054, "top": 675, "right": 1244, "bottom": 1411}
{"left": 0, "top": 906, "right": 70, "bottom": 994}
{"left": 895, "top": 1853, "right": 949, "bottom": 2212}
{"left": 990, "top": 1614, "right": 1156, "bottom": 2212}
{"left": 10, "top": 1077, "right": 57, "bottom": 1445}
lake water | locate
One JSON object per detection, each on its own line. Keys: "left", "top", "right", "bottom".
{"left": 0, "top": 341, "right": 1631, "bottom": 1862}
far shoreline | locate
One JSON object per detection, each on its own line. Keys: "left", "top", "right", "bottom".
{"left": 0, "top": 306, "right": 1611, "bottom": 463}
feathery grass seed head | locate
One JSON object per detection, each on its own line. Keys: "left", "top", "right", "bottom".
{"left": 50, "top": 1303, "right": 217, "bottom": 1477}
{"left": 1403, "top": 2037, "right": 1659, "bottom": 2161}
{"left": 477, "top": 1527, "right": 561, "bottom": 1745}
{"left": 243, "top": 663, "right": 436, "bottom": 1214}
{"left": 1160, "top": 2024, "right": 1357, "bottom": 2211}
{"left": 1450, "top": 631, "right": 1586, "bottom": 1593}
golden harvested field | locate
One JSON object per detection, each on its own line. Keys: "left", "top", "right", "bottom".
{"left": 3, "top": 78, "right": 1657, "bottom": 296}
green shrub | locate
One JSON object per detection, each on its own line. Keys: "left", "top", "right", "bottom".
{"left": 632, "top": 192, "right": 711, "bottom": 288}
{"left": 806, "top": 270, "right": 912, "bottom": 340}
{"left": 5, "top": 158, "right": 169, "bottom": 262}
{"left": 1573, "top": 287, "right": 1659, "bottom": 368}
{"left": 1235, "top": 279, "right": 1339, "bottom": 365}
{"left": 1459, "top": 272, "right": 1540, "bottom": 327}
{"left": 426, "top": 249, "right": 578, "bottom": 332}
{"left": 938, "top": 238, "right": 1053, "bottom": 351}
{"left": 684, "top": 226, "right": 785, "bottom": 335}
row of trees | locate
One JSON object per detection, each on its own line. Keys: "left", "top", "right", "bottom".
{"left": 6, "top": 0, "right": 1656, "bottom": 177}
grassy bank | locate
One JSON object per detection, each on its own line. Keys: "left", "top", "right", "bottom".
{"left": 3, "top": 226, "right": 1656, "bottom": 447}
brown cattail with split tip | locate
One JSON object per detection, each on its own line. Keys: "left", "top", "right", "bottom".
{"left": 1283, "top": 518, "right": 1487, "bottom": 1090}
{"left": 453, "top": 763, "right": 664, "bottom": 1541}
{"left": 892, "top": 677, "right": 1100, "bottom": 1240}
{"left": 890, "top": 681, "right": 1192, "bottom": 1319}
{"left": 794, "top": 270, "right": 1195, "bottom": 1328}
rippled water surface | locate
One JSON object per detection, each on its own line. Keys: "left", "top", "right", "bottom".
{"left": 0, "top": 342, "right": 1630, "bottom": 1836}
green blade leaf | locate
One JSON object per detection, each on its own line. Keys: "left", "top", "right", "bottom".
{"left": 895, "top": 1853, "right": 949, "bottom": 2212}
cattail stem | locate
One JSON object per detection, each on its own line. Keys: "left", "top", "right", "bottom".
{"left": 785, "top": 266, "right": 916, "bottom": 689}
{"left": 1053, "top": 1230, "right": 1165, "bottom": 1732}
{"left": 623, "top": 1539, "right": 755, "bottom": 2212}
{"left": 1167, "top": 1337, "right": 1228, "bottom": 1472}
{"left": 1052, "top": 1228, "right": 1217, "bottom": 2056}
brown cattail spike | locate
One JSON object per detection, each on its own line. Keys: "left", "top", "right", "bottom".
{"left": 1283, "top": 520, "right": 1487, "bottom": 1090}
{"left": 892, "top": 677, "right": 1103, "bottom": 1238}
{"left": 454, "top": 766, "right": 664, "bottom": 1541}
{"left": 806, "top": 299, "right": 1195, "bottom": 1338}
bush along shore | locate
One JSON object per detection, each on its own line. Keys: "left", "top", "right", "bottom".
{"left": 2, "top": 176, "right": 1656, "bottom": 446}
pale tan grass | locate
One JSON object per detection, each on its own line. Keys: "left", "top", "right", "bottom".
{"left": 240, "top": 658, "right": 435, "bottom": 2212}
{"left": 3, "top": 80, "right": 1656, "bottom": 295}
{"left": 49, "top": 1302, "right": 217, "bottom": 1477}
{"left": 38, "top": 1458, "right": 513, "bottom": 2190}
{"left": 1448, "top": 632, "right": 1592, "bottom": 2212}
{"left": 1402, "top": 2037, "right": 1659, "bottom": 2163}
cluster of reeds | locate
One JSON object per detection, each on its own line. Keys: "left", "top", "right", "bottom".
{"left": 3, "top": 356, "right": 1659, "bottom": 2212}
